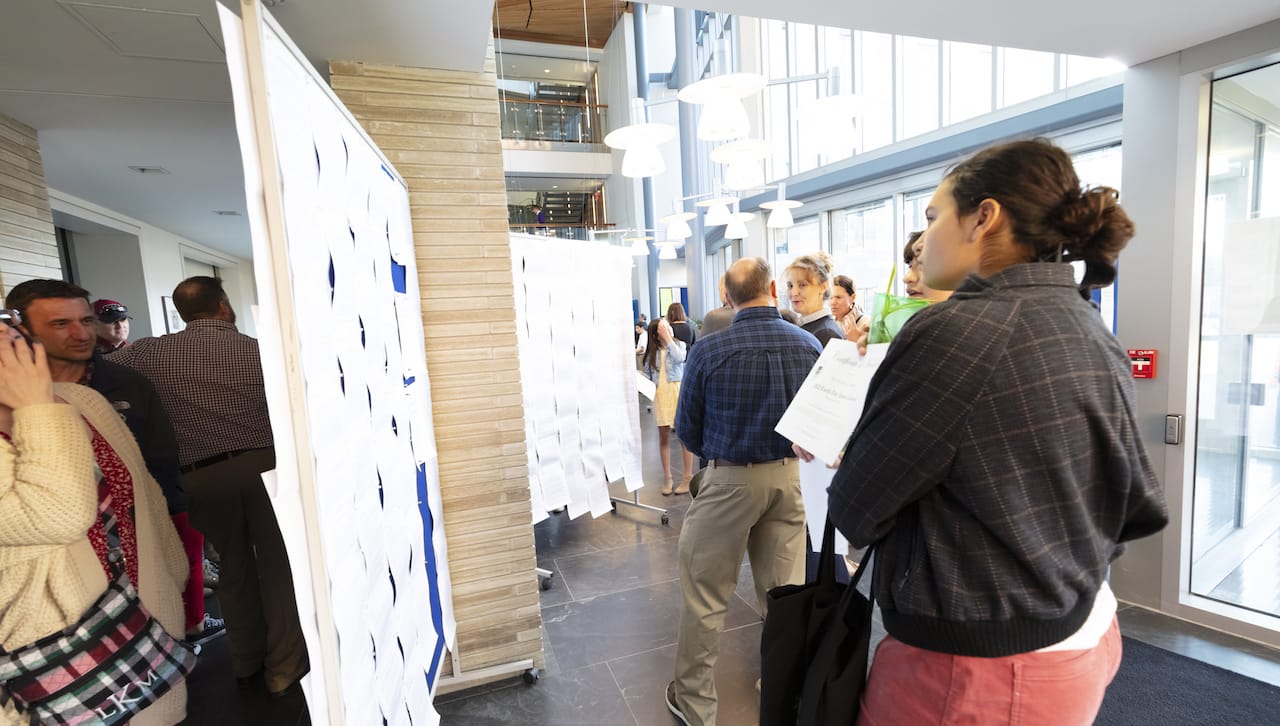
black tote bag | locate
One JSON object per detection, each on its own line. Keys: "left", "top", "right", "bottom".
{"left": 760, "top": 518, "right": 876, "bottom": 726}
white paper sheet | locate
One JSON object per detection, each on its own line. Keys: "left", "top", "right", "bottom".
{"left": 775, "top": 341, "right": 889, "bottom": 465}
{"left": 798, "top": 458, "right": 848, "bottom": 555}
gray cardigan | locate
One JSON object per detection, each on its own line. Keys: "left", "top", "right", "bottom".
{"left": 829, "top": 263, "right": 1168, "bottom": 657}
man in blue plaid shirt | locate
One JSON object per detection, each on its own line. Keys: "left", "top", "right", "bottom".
{"left": 666, "top": 257, "right": 821, "bottom": 726}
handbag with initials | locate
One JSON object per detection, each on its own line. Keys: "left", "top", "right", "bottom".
{"left": 760, "top": 517, "right": 877, "bottom": 726}
{"left": 0, "top": 476, "right": 197, "bottom": 725}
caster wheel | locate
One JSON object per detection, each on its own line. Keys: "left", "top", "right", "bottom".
{"left": 523, "top": 668, "right": 541, "bottom": 685}
{"left": 661, "top": 514, "right": 670, "bottom": 526}
{"left": 540, "top": 574, "right": 554, "bottom": 591}
{"left": 610, "top": 501, "right": 617, "bottom": 513}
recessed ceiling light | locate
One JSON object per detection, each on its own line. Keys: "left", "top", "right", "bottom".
{"left": 543, "top": 69, "right": 551, "bottom": 73}
{"left": 128, "top": 165, "right": 170, "bottom": 175}
{"left": 552, "top": 185, "right": 558, "bottom": 189}
{"left": 213, "top": 210, "right": 241, "bottom": 216}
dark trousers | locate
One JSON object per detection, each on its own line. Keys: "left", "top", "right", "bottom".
{"left": 183, "top": 448, "right": 309, "bottom": 693}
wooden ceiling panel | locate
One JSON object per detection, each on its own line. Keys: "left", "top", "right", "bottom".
{"left": 493, "top": 0, "right": 628, "bottom": 50}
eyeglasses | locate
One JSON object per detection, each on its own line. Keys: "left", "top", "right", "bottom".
{"left": 99, "top": 304, "right": 127, "bottom": 315}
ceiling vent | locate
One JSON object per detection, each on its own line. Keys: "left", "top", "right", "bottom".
{"left": 128, "top": 165, "right": 170, "bottom": 175}
{"left": 59, "top": 1, "right": 225, "bottom": 63}
{"left": 213, "top": 210, "right": 241, "bottom": 216}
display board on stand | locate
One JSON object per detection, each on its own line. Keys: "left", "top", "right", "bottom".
{"left": 218, "top": 2, "right": 454, "bottom": 724}
{"left": 510, "top": 234, "right": 646, "bottom": 522}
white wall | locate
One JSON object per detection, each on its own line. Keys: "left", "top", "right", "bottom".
{"left": 73, "top": 231, "right": 153, "bottom": 338}
{"left": 657, "top": 257, "right": 687, "bottom": 288}
{"left": 50, "top": 190, "right": 258, "bottom": 338}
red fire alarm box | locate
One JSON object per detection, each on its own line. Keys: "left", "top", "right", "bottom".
{"left": 1128, "top": 349, "right": 1158, "bottom": 379}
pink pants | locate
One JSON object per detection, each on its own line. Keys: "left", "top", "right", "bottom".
{"left": 858, "top": 618, "right": 1122, "bottom": 726}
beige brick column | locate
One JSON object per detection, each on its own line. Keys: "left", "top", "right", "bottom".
{"left": 0, "top": 112, "right": 60, "bottom": 298}
{"left": 330, "top": 48, "right": 543, "bottom": 679}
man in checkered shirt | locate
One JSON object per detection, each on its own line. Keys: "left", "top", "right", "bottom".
{"left": 665, "top": 257, "right": 821, "bottom": 726}
{"left": 108, "top": 276, "right": 309, "bottom": 697}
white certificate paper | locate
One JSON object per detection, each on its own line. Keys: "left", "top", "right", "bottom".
{"left": 775, "top": 341, "right": 888, "bottom": 465}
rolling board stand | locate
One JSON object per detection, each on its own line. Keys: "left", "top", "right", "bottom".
{"left": 610, "top": 492, "right": 669, "bottom": 526}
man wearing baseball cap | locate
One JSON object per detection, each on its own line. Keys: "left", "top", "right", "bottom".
{"left": 93, "top": 298, "right": 131, "bottom": 354}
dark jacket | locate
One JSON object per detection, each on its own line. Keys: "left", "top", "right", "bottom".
{"left": 801, "top": 315, "right": 844, "bottom": 348}
{"left": 88, "top": 354, "right": 185, "bottom": 515}
{"left": 828, "top": 264, "right": 1167, "bottom": 658}
{"left": 671, "top": 320, "right": 697, "bottom": 349}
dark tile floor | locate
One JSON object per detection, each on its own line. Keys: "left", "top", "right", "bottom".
{"left": 436, "top": 408, "right": 1280, "bottom": 725}
{"left": 172, "top": 407, "right": 1280, "bottom": 725}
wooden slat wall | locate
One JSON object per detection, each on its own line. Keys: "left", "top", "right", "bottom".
{"left": 329, "top": 48, "right": 543, "bottom": 679}
{"left": 0, "top": 113, "right": 59, "bottom": 300}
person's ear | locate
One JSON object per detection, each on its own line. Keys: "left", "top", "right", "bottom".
{"left": 768, "top": 279, "right": 777, "bottom": 300}
{"left": 969, "top": 198, "right": 1005, "bottom": 243}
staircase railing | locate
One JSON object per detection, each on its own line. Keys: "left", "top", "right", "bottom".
{"left": 499, "top": 99, "right": 608, "bottom": 144}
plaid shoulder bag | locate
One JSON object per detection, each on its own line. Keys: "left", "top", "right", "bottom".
{"left": 0, "top": 475, "right": 197, "bottom": 725}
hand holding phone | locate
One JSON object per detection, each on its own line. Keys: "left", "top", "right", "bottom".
{"left": 0, "top": 318, "right": 53, "bottom": 410}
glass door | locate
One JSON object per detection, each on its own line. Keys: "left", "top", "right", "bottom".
{"left": 1190, "top": 62, "right": 1280, "bottom": 620}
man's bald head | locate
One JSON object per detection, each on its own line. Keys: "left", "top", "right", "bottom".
{"left": 725, "top": 257, "right": 774, "bottom": 308}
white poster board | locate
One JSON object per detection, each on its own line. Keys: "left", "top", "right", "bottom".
{"left": 510, "top": 235, "right": 644, "bottom": 522}
{"left": 220, "top": 3, "right": 454, "bottom": 724}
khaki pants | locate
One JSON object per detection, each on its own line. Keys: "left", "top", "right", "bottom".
{"left": 673, "top": 459, "right": 806, "bottom": 726}
{"left": 183, "top": 448, "right": 309, "bottom": 693}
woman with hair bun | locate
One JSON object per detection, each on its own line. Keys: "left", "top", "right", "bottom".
{"left": 785, "top": 252, "right": 845, "bottom": 348}
{"left": 827, "top": 139, "right": 1168, "bottom": 725}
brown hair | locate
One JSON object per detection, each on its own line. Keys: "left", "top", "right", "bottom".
{"left": 903, "top": 231, "right": 923, "bottom": 264}
{"left": 786, "top": 252, "right": 836, "bottom": 299}
{"left": 643, "top": 319, "right": 663, "bottom": 373}
{"left": 831, "top": 274, "right": 855, "bottom": 297}
{"left": 666, "top": 302, "right": 687, "bottom": 323}
{"left": 725, "top": 257, "right": 772, "bottom": 305}
{"left": 173, "top": 276, "right": 227, "bottom": 322}
{"left": 5, "top": 279, "right": 91, "bottom": 320}
{"left": 945, "top": 139, "right": 1134, "bottom": 287}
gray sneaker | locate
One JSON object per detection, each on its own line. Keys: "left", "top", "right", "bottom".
{"left": 665, "top": 681, "right": 690, "bottom": 725}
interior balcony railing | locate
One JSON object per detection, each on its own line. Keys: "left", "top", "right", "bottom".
{"left": 508, "top": 223, "right": 616, "bottom": 241}
{"left": 499, "top": 99, "right": 608, "bottom": 145}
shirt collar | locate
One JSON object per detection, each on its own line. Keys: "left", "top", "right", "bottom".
{"left": 182, "top": 318, "right": 238, "bottom": 333}
{"left": 796, "top": 308, "right": 832, "bottom": 326}
{"left": 732, "top": 305, "right": 783, "bottom": 323}
{"left": 957, "top": 263, "right": 1079, "bottom": 294}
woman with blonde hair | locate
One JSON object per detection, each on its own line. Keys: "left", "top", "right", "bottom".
{"left": 0, "top": 328, "right": 190, "bottom": 725}
{"left": 785, "top": 252, "right": 845, "bottom": 348}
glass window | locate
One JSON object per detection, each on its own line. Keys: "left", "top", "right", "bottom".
{"left": 943, "top": 42, "right": 993, "bottom": 125}
{"left": 998, "top": 47, "right": 1056, "bottom": 107}
{"left": 897, "top": 36, "right": 940, "bottom": 140}
{"left": 774, "top": 217, "right": 821, "bottom": 294}
{"left": 790, "top": 24, "right": 822, "bottom": 174}
{"left": 763, "top": 20, "right": 791, "bottom": 181}
{"left": 902, "top": 189, "right": 934, "bottom": 240}
{"left": 830, "top": 199, "right": 896, "bottom": 302}
{"left": 1071, "top": 144, "right": 1123, "bottom": 329}
{"left": 855, "top": 31, "right": 894, "bottom": 152}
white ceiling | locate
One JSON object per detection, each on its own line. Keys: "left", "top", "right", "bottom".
{"left": 1, "top": 0, "right": 1278, "bottom": 259}
{"left": 660, "top": 0, "right": 1280, "bottom": 65}
{"left": 0, "top": 0, "right": 497, "bottom": 258}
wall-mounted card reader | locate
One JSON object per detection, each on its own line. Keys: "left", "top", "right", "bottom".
{"left": 1164, "top": 415, "right": 1184, "bottom": 446}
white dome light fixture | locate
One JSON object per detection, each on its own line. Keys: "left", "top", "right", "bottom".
{"left": 760, "top": 183, "right": 803, "bottom": 229}
{"left": 623, "top": 235, "right": 653, "bottom": 256}
{"left": 660, "top": 212, "right": 697, "bottom": 240}
{"left": 677, "top": 73, "right": 766, "bottom": 142}
{"left": 696, "top": 196, "right": 738, "bottom": 227}
{"left": 724, "top": 212, "right": 754, "bottom": 240}
{"left": 604, "top": 99, "right": 678, "bottom": 179}
{"left": 710, "top": 139, "right": 771, "bottom": 191}
{"left": 656, "top": 242, "right": 679, "bottom": 260}
{"left": 801, "top": 93, "right": 862, "bottom": 159}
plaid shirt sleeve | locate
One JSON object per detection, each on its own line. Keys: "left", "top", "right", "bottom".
{"left": 674, "top": 343, "right": 706, "bottom": 459}
{"left": 829, "top": 300, "right": 1017, "bottom": 548}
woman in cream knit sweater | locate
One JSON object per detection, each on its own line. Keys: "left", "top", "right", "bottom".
{"left": 0, "top": 333, "right": 189, "bottom": 725}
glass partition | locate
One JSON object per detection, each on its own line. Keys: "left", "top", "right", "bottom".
{"left": 499, "top": 100, "right": 608, "bottom": 144}
{"left": 1191, "top": 62, "right": 1280, "bottom": 620}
